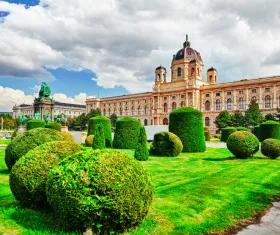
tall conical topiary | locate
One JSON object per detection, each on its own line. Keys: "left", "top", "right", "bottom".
{"left": 134, "top": 127, "right": 149, "bottom": 161}
{"left": 92, "top": 124, "right": 106, "bottom": 150}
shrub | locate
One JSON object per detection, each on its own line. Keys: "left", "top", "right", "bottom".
{"left": 9, "top": 141, "right": 81, "bottom": 209}
{"left": 87, "top": 116, "right": 112, "bottom": 147}
{"left": 215, "top": 134, "right": 221, "bottom": 139}
{"left": 5, "top": 128, "right": 70, "bottom": 170}
{"left": 221, "top": 127, "right": 237, "bottom": 142}
{"left": 92, "top": 124, "right": 106, "bottom": 150}
{"left": 260, "top": 121, "right": 280, "bottom": 141}
{"left": 59, "top": 132, "right": 74, "bottom": 142}
{"left": 149, "top": 132, "right": 183, "bottom": 157}
{"left": 253, "top": 125, "right": 260, "bottom": 140}
{"left": 11, "top": 128, "right": 18, "bottom": 140}
{"left": 26, "top": 120, "right": 46, "bottom": 130}
{"left": 169, "top": 107, "right": 206, "bottom": 152}
{"left": 46, "top": 149, "right": 154, "bottom": 233}
{"left": 236, "top": 126, "right": 248, "bottom": 131}
{"left": 227, "top": 131, "right": 259, "bottom": 159}
{"left": 45, "top": 122, "right": 62, "bottom": 131}
{"left": 204, "top": 131, "right": 211, "bottom": 141}
{"left": 85, "top": 135, "right": 94, "bottom": 147}
{"left": 113, "top": 117, "right": 141, "bottom": 149}
{"left": 134, "top": 127, "right": 149, "bottom": 161}
{"left": 261, "top": 138, "right": 280, "bottom": 159}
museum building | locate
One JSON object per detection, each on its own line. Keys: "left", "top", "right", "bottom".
{"left": 86, "top": 35, "right": 280, "bottom": 134}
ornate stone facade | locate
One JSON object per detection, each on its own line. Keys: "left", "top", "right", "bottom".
{"left": 86, "top": 35, "right": 280, "bottom": 134}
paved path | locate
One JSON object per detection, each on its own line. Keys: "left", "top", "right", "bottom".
{"left": 206, "top": 141, "right": 227, "bottom": 148}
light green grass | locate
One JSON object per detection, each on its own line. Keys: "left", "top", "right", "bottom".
{"left": 1, "top": 147, "right": 280, "bottom": 235}
{"left": 0, "top": 139, "right": 11, "bottom": 145}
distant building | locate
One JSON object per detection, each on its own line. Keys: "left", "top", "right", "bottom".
{"left": 86, "top": 35, "right": 280, "bottom": 134}
{"left": 0, "top": 112, "right": 13, "bottom": 115}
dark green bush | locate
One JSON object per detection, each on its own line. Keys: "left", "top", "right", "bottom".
{"left": 87, "top": 116, "right": 112, "bottom": 147}
{"left": 10, "top": 141, "right": 81, "bottom": 209}
{"left": 236, "top": 126, "right": 248, "bottom": 131}
{"left": 227, "top": 131, "right": 259, "bottom": 159}
{"left": 11, "top": 128, "right": 18, "bottom": 140}
{"left": 169, "top": 107, "right": 205, "bottom": 152}
{"left": 149, "top": 132, "right": 183, "bottom": 157}
{"left": 26, "top": 120, "right": 46, "bottom": 130}
{"left": 253, "top": 125, "right": 260, "bottom": 140}
{"left": 134, "top": 127, "right": 149, "bottom": 161}
{"left": 5, "top": 128, "right": 70, "bottom": 170}
{"left": 221, "top": 127, "right": 237, "bottom": 142}
{"left": 260, "top": 121, "right": 280, "bottom": 141}
{"left": 261, "top": 138, "right": 280, "bottom": 159}
{"left": 45, "top": 122, "right": 62, "bottom": 131}
{"left": 46, "top": 149, "right": 154, "bottom": 233}
{"left": 204, "top": 131, "right": 211, "bottom": 141}
{"left": 92, "top": 124, "right": 105, "bottom": 150}
{"left": 113, "top": 117, "right": 141, "bottom": 149}
{"left": 85, "top": 135, "right": 94, "bottom": 147}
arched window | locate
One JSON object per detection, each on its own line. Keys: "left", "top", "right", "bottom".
{"left": 205, "top": 117, "right": 210, "bottom": 127}
{"left": 163, "top": 118, "right": 168, "bottom": 125}
{"left": 197, "top": 68, "right": 199, "bottom": 76}
{"left": 251, "top": 96, "right": 257, "bottom": 102}
{"left": 157, "top": 74, "right": 160, "bottom": 81}
{"left": 216, "top": 99, "right": 221, "bottom": 111}
{"left": 138, "top": 106, "right": 141, "bottom": 115}
{"left": 103, "top": 109, "right": 106, "bottom": 116}
{"left": 181, "top": 101, "right": 185, "bottom": 107}
{"left": 151, "top": 119, "right": 153, "bottom": 125}
{"left": 209, "top": 75, "right": 213, "bottom": 82}
{"left": 239, "top": 97, "right": 245, "bottom": 109}
{"left": 177, "top": 67, "right": 182, "bottom": 77}
{"left": 191, "top": 68, "right": 195, "bottom": 76}
{"left": 132, "top": 106, "right": 135, "bottom": 115}
{"left": 144, "top": 119, "right": 148, "bottom": 126}
{"left": 145, "top": 105, "right": 149, "bottom": 114}
{"left": 164, "top": 103, "right": 168, "bottom": 113}
{"left": 125, "top": 107, "right": 128, "bottom": 115}
{"left": 108, "top": 108, "right": 111, "bottom": 116}
{"left": 265, "top": 95, "right": 271, "bottom": 108}
{"left": 227, "top": 98, "right": 232, "bottom": 110}
{"left": 119, "top": 108, "right": 122, "bottom": 116}
{"left": 114, "top": 108, "right": 116, "bottom": 114}
{"left": 205, "top": 101, "right": 210, "bottom": 111}
{"left": 172, "top": 102, "right": 177, "bottom": 111}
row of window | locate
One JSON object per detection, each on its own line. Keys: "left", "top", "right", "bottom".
{"left": 103, "top": 105, "right": 150, "bottom": 116}
{"left": 205, "top": 88, "right": 272, "bottom": 98}
{"left": 163, "top": 95, "right": 185, "bottom": 100}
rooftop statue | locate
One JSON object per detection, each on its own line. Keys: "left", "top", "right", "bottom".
{"left": 39, "top": 82, "right": 51, "bottom": 99}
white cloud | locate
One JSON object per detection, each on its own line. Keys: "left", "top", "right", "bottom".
{"left": 0, "top": 0, "right": 280, "bottom": 93}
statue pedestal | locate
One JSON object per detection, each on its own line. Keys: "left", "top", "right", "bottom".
{"left": 81, "top": 132, "right": 87, "bottom": 144}
{"left": 61, "top": 126, "right": 68, "bottom": 132}
{"left": 18, "top": 125, "right": 27, "bottom": 135}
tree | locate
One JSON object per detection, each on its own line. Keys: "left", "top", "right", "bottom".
{"left": 244, "top": 100, "right": 263, "bottom": 128}
{"left": 87, "top": 108, "right": 101, "bottom": 119}
{"left": 92, "top": 124, "right": 105, "bottom": 150}
{"left": 134, "top": 127, "right": 149, "bottom": 161}
{"left": 264, "top": 113, "right": 275, "bottom": 121}
{"left": 110, "top": 113, "right": 118, "bottom": 132}
{"left": 231, "top": 110, "right": 245, "bottom": 127}
{"left": 214, "top": 110, "right": 232, "bottom": 130}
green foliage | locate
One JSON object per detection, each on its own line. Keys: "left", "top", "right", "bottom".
{"left": 110, "top": 113, "right": 118, "bottom": 132}
{"left": 87, "top": 116, "right": 112, "bottom": 147}
{"left": 11, "top": 128, "right": 18, "bottom": 140}
{"left": 261, "top": 138, "right": 280, "bottom": 159}
{"left": 134, "top": 127, "right": 149, "bottom": 161}
{"left": 150, "top": 132, "right": 183, "bottom": 157}
{"left": 227, "top": 131, "right": 259, "bottom": 159}
{"left": 231, "top": 110, "right": 245, "bottom": 127}
{"left": 46, "top": 149, "right": 154, "bottom": 233}
{"left": 265, "top": 113, "right": 275, "bottom": 121}
{"left": 5, "top": 128, "right": 69, "bottom": 170}
{"left": 260, "top": 121, "right": 280, "bottom": 141}
{"left": 87, "top": 108, "right": 101, "bottom": 119}
{"left": 0, "top": 114, "right": 16, "bottom": 129}
{"left": 244, "top": 100, "right": 263, "bottom": 128}
{"left": 169, "top": 107, "right": 206, "bottom": 152}
{"left": 253, "top": 125, "right": 260, "bottom": 140}
{"left": 59, "top": 132, "right": 74, "bottom": 142}
{"left": 45, "top": 122, "right": 62, "bottom": 131}
{"left": 236, "top": 126, "right": 248, "bottom": 131}
{"left": 92, "top": 124, "right": 105, "bottom": 150}
{"left": 221, "top": 127, "right": 237, "bottom": 142}
{"left": 214, "top": 110, "right": 232, "bottom": 130}
{"left": 9, "top": 141, "right": 81, "bottom": 210}
{"left": 85, "top": 135, "right": 94, "bottom": 147}
{"left": 113, "top": 117, "right": 141, "bottom": 149}
{"left": 26, "top": 120, "right": 46, "bottom": 130}
{"left": 216, "top": 134, "right": 221, "bottom": 139}
{"left": 204, "top": 131, "right": 211, "bottom": 141}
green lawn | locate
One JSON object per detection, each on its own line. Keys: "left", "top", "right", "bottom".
{"left": 0, "top": 139, "right": 11, "bottom": 145}
{"left": 1, "top": 146, "right": 280, "bottom": 234}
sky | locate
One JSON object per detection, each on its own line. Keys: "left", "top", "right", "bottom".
{"left": 0, "top": 0, "right": 280, "bottom": 111}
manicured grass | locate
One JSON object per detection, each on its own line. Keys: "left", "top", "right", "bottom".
{"left": 0, "top": 139, "right": 11, "bottom": 145}
{"left": 1, "top": 146, "right": 280, "bottom": 234}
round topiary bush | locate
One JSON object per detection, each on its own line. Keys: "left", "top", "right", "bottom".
{"left": 236, "top": 126, "right": 248, "bottom": 131}
{"left": 260, "top": 121, "right": 280, "bottom": 141}
{"left": 46, "top": 149, "right": 154, "bottom": 233}
{"left": 253, "top": 125, "right": 260, "bottom": 140}
{"left": 149, "top": 132, "right": 183, "bottom": 157}
{"left": 261, "top": 138, "right": 280, "bottom": 159}
{"left": 227, "top": 131, "right": 259, "bottom": 159}
{"left": 85, "top": 135, "right": 94, "bottom": 147}
{"left": 45, "top": 122, "right": 62, "bottom": 131}
{"left": 221, "top": 127, "right": 237, "bottom": 142}
{"left": 5, "top": 128, "right": 70, "bottom": 170}
{"left": 26, "top": 119, "right": 46, "bottom": 130}
{"left": 169, "top": 107, "right": 206, "bottom": 152}
{"left": 87, "top": 116, "right": 112, "bottom": 147}
{"left": 113, "top": 117, "right": 141, "bottom": 149}
{"left": 9, "top": 141, "right": 82, "bottom": 209}
{"left": 59, "top": 132, "right": 74, "bottom": 142}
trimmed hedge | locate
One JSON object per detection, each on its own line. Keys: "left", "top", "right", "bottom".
{"left": 46, "top": 149, "right": 154, "bottom": 233}
{"left": 92, "top": 124, "right": 106, "bottom": 150}
{"left": 85, "top": 135, "right": 94, "bottom": 147}
{"left": 134, "top": 127, "right": 149, "bottom": 161}
{"left": 45, "top": 122, "right": 62, "bottom": 131}
{"left": 10, "top": 141, "right": 81, "bottom": 209}
{"left": 5, "top": 128, "right": 70, "bottom": 170}
{"left": 149, "top": 132, "right": 183, "bottom": 157}
{"left": 59, "top": 132, "right": 74, "bottom": 142}
{"left": 253, "top": 125, "right": 260, "bottom": 140}
{"left": 113, "top": 117, "right": 141, "bottom": 149}
{"left": 87, "top": 116, "right": 112, "bottom": 147}
{"left": 169, "top": 107, "right": 206, "bottom": 152}
{"left": 261, "top": 138, "right": 280, "bottom": 159}
{"left": 221, "top": 127, "right": 237, "bottom": 142}
{"left": 27, "top": 120, "right": 46, "bottom": 130}
{"left": 204, "top": 131, "right": 211, "bottom": 141}
{"left": 236, "top": 126, "right": 248, "bottom": 131}
{"left": 227, "top": 131, "right": 259, "bottom": 159}
{"left": 260, "top": 121, "right": 280, "bottom": 141}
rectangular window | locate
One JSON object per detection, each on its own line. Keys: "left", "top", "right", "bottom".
{"left": 227, "top": 91, "right": 232, "bottom": 95}
{"left": 239, "top": 90, "right": 243, "bottom": 94}
{"left": 265, "top": 88, "right": 270, "bottom": 92}
{"left": 252, "top": 89, "right": 256, "bottom": 93}
{"left": 216, "top": 93, "right": 220, "bottom": 97}
{"left": 172, "top": 96, "right": 176, "bottom": 99}
{"left": 181, "top": 95, "right": 185, "bottom": 99}
{"left": 164, "top": 97, "right": 167, "bottom": 100}
{"left": 206, "top": 94, "right": 210, "bottom": 97}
